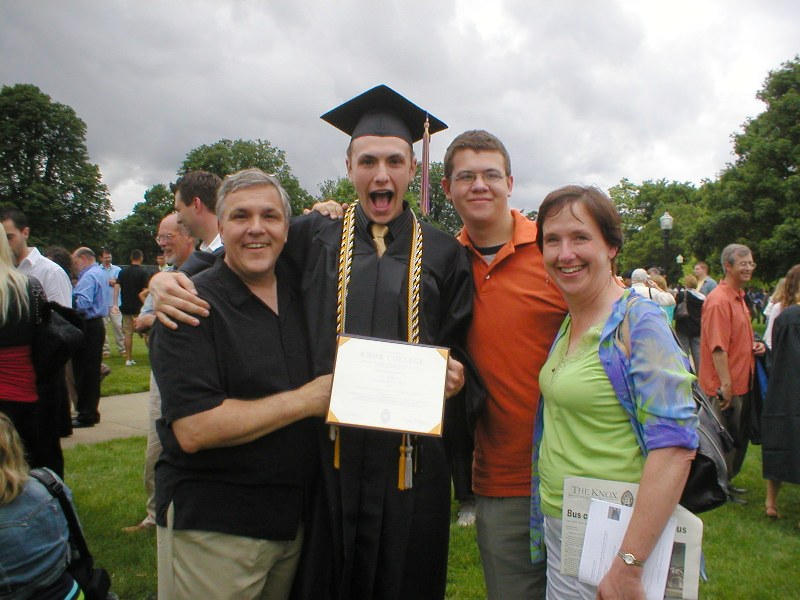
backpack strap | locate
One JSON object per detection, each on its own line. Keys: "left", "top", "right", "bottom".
{"left": 29, "top": 468, "right": 95, "bottom": 568}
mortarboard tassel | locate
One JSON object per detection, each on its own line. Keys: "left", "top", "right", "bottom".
{"left": 420, "top": 117, "right": 431, "bottom": 216}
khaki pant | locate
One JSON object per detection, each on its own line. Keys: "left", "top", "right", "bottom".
{"left": 157, "top": 503, "right": 303, "bottom": 600}
{"left": 103, "top": 311, "right": 124, "bottom": 354}
{"left": 476, "top": 495, "right": 547, "bottom": 600}
{"left": 143, "top": 372, "right": 161, "bottom": 524}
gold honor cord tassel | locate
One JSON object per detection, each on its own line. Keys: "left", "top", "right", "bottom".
{"left": 406, "top": 219, "right": 423, "bottom": 344}
{"left": 335, "top": 201, "right": 425, "bottom": 489}
{"left": 398, "top": 434, "right": 414, "bottom": 489}
{"left": 331, "top": 201, "right": 359, "bottom": 469}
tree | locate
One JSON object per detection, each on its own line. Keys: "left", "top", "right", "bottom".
{"left": 317, "top": 177, "right": 356, "bottom": 203}
{"left": 109, "top": 184, "right": 174, "bottom": 264}
{"left": 693, "top": 56, "right": 800, "bottom": 280}
{"left": 0, "top": 84, "right": 111, "bottom": 249}
{"left": 407, "top": 161, "right": 463, "bottom": 236}
{"left": 181, "top": 139, "right": 313, "bottom": 215}
{"left": 609, "top": 179, "right": 703, "bottom": 283}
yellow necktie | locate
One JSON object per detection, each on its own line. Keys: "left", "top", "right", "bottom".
{"left": 370, "top": 223, "right": 389, "bottom": 257}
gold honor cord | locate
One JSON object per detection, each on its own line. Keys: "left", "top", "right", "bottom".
{"left": 332, "top": 200, "right": 424, "bottom": 490}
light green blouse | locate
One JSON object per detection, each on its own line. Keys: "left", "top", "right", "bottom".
{"left": 538, "top": 320, "right": 645, "bottom": 518}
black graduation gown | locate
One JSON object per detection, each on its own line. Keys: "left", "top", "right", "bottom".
{"left": 761, "top": 304, "right": 800, "bottom": 484}
{"left": 284, "top": 205, "right": 479, "bottom": 600}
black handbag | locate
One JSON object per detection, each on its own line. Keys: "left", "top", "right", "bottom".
{"left": 678, "top": 384, "right": 733, "bottom": 513}
{"left": 30, "top": 283, "right": 85, "bottom": 378}
{"left": 675, "top": 298, "right": 690, "bottom": 320}
{"left": 29, "top": 468, "right": 114, "bottom": 600}
{"left": 616, "top": 297, "right": 732, "bottom": 513}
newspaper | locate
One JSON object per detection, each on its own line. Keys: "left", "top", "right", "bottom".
{"left": 562, "top": 476, "right": 703, "bottom": 600}
{"left": 579, "top": 499, "right": 676, "bottom": 600}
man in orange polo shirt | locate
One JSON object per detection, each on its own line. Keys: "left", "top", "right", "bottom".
{"left": 442, "top": 131, "right": 567, "bottom": 600}
{"left": 700, "top": 243, "right": 766, "bottom": 481}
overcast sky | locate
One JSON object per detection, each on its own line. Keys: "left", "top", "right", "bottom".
{"left": 2, "top": 1, "right": 798, "bottom": 220}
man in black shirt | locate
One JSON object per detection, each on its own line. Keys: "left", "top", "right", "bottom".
{"left": 150, "top": 169, "right": 332, "bottom": 599}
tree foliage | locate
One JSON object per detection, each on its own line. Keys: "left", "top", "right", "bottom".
{"left": 181, "top": 139, "right": 313, "bottom": 215}
{"left": 0, "top": 83, "right": 111, "bottom": 249}
{"left": 109, "top": 184, "right": 174, "bottom": 263}
{"left": 317, "top": 176, "right": 356, "bottom": 204}
{"left": 610, "top": 178, "right": 703, "bottom": 283}
{"left": 693, "top": 56, "right": 800, "bottom": 280}
{"left": 407, "top": 161, "right": 463, "bottom": 236}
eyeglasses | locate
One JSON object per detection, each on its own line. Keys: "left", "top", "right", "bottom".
{"left": 452, "top": 170, "right": 506, "bottom": 185}
{"left": 736, "top": 261, "right": 756, "bottom": 269}
{"left": 155, "top": 233, "right": 176, "bottom": 243}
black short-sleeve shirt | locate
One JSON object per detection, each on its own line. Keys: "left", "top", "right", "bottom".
{"left": 117, "top": 264, "right": 151, "bottom": 315}
{"left": 151, "top": 257, "right": 317, "bottom": 540}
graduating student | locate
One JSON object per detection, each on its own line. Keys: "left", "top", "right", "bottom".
{"left": 286, "top": 85, "right": 479, "bottom": 600}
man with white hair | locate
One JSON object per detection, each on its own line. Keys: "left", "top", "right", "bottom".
{"left": 150, "top": 169, "right": 331, "bottom": 599}
{"left": 123, "top": 212, "right": 195, "bottom": 533}
{"left": 700, "top": 244, "right": 766, "bottom": 482}
{"left": 630, "top": 268, "right": 676, "bottom": 308}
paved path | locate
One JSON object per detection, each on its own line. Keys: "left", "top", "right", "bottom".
{"left": 62, "top": 391, "right": 150, "bottom": 449}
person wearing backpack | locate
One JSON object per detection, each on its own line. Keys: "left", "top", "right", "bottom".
{"left": 0, "top": 411, "right": 80, "bottom": 599}
{"left": 530, "top": 186, "right": 698, "bottom": 598}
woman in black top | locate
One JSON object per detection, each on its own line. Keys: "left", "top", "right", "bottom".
{"left": 674, "top": 274, "right": 705, "bottom": 372}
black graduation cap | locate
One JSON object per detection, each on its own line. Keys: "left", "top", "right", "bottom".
{"left": 320, "top": 84, "right": 447, "bottom": 145}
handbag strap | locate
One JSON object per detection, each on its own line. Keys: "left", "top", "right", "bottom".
{"left": 29, "top": 468, "right": 95, "bottom": 568}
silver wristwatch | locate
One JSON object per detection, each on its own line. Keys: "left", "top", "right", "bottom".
{"left": 617, "top": 551, "right": 645, "bottom": 567}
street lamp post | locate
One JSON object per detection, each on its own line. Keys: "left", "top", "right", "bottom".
{"left": 659, "top": 210, "right": 674, "bottom": 282}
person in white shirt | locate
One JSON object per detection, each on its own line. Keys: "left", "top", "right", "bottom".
{"left": 630, "top": 268, "right": 676, "bottom": 307}
{"left": 1, "top": 204, "right": 74, "bottom": 476}
{"left": 1, "top": 206, "right": 72, "bottom": 307}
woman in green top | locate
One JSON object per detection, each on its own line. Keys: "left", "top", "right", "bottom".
{"left": 532, "top": 186, "right": 698, "bottom": 599}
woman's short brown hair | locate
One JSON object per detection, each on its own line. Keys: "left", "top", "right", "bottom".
{"left": 536, "top": 185, "right": 624, "bottom": 272}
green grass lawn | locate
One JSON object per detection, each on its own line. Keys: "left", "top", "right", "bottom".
{"left": 64, "top": 438, "right": 800, "bottom": 600}
{"left": 101, "top": 326, "right": 152, "bottom": 396}
{"left": 86, "top": 318, "right": 793, "bottom": 598}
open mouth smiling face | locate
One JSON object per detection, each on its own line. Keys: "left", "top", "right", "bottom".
{"left": 348, "top": 135, "right": 416, "bottom": 225}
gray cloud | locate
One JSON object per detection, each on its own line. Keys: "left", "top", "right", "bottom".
{"left": 1, "top": 0, "right": 798, "bottom": 220}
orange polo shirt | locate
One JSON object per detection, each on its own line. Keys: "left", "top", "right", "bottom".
{"left": 699, "top": 280, "right": 754, "bottom": 396}
{"left": 458, "top": 211, "right": 567, "bottom": 497}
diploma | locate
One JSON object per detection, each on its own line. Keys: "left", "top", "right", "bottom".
{"left": 326, "top": 335, "right": 449, "bottom": 435}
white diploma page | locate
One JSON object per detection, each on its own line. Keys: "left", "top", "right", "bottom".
{"left": 326, "top": 335, "right": 449, "bottom": 435}
{"left": 578, "top": 499, "right": 676, "bottom": 600}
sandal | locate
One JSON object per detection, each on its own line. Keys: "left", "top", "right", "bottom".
{"left": 765, "top": 506, "right": 781, "bottom": 519}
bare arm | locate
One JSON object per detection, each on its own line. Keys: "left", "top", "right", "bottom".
{"left": 111, "top": 283, "right": 120, "bottom": 313}
{"left": 173, "top": 374, "right": 332, "bottom": 454}
{"left": 597, "top": 447, "right": 695, "bottom": 600}
{"left": 711, "top": 349, "right": 732, "bottom": 407}
{"left": 149, "top": 271, "right": 210, "bottom": 329}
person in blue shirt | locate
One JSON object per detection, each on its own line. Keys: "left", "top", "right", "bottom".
{"left": 70, "top": 247, "right": 108, "bottom": 427}
{"left": 99, "top": 248, "right": 124, "bottom": 358}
